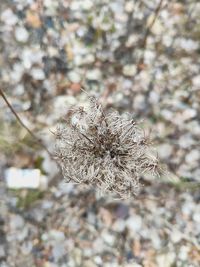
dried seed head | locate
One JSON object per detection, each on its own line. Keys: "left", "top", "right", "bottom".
{"left": 54, "top": 96, "right": 160, "bottom": 199}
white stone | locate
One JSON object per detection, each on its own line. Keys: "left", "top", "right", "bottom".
{"left": 150, "top": 230, "right": 161, "bottom": 249}
{"left": 182, "top": 202, "right": 194, "bottom": 216}
{"left": 112, "top": 219, "right": 125, "bottom": 233}
{"left": 1, "top": 8, "right": 18, "bottom": 25}
{"left": 30, "top": 68, "right": 45, "bottom": 80}
{"left": 161, "top": 110, "right": 173, "bottom": 120}
{"left": 178, "top": 246, "right": 190, "bottom": 261}
{"left": 126, "top": 34, "right": 138, "bottom": 47}
{"left": 125, "top": 215, "right": 142, "bottom": 233}
{"left": 93, "top": 238, "right": 104, "bottom": 253}
{"left": 149, "top": 91, "right": 160, "bottom": 103}
{"left": 49, "top": 230, "right": 65, "bottom": 241}
{"left": 42, "top": 200, "right": 54, "bottom": 209}
{"left": 185, "top": 150, "right": 200, "bottom": 165}
{"left": 83, "top": 250, "right": 94, "bottom": 260}
{"left": 162, "top": 35, "right": 173, "bottom": 47}
{"left": 100, "top": 22, "right": 112, "bottom": 31}
{"left": 193, "top": 168, "right": 200, "bottom": 181}
{"left": 177, "top": 164, "right": 192, "bottom": 178}
{"left": 87, "top": 212, "right": 96, "bottom": 225}
{"left": 15, "top": 84, "right": 24, "bottom": 95}
{"left": 17, "top": 227, "right": 28, "bottom": 241}
{"left": 190, "top": 121, "right": 200, "bottom": 135}
{"left": 193, "top": 212, "right": 200, "bottom": 223}
{"left": 101, "top": 230, "right": 115, "bottom": 246}
{"left": 123, "top": 79, "right": 133, "bottom": 89}
{"left": 10, "top": 63, "right": 24, "bottom": 82}
{"left": 182, "top": 108, "right": 197, "bottom": 121}
{"left": 134, "top": 94, "right": 145, "bottom": 110}
{"left": 157, "top": 144, "right": 173, "bottom": 159}
{"left": 178, "top": 134, "right": 194, "bottom": 149}
{"left": 82, "top": 0, "right": 93, "bottom": 10}
{"left": 84, "top": 54, "right": 95, "bottom": 64}
{"left": 171, "top": 229, "right": 182, "bottom": 243}
{"left": 86, "top": 69, "right": 101, "bottom": 80}
{"left": 94, "top": 256, "right": 102, "bottom": 265}
{"left": 68, "top": 71, "right": 81, "bottom": 83}
{"left": 41, "top": 233, "right": 48, "bottom": 241}
{"left": 110, "top": 2, "right": 124, "bottom": 14}
{"left": 179, "top": 38, "right": 198, "bottom": 52}
{"left": 70, "top": 1, "right": 80, "bottom": 11}
{"left": 147, "top": 14, "right": 164, "bottom": 34}
{"left": 39, "top": 175, "right": 48, "bottom": 190}
{"left": 123, "top": 64, "right": 136, "bottom": 76}
{"left": 48, "top": 46, "right": 59, "bottom": 57}
{"left": 44, "top": 0, "right": 59, "bottom": 15}
{"left": 22, "top": 49, "right": 44, "bottom": 69}
{"left": 125, "top": 1, "right": 134, "bottom": 12}
{"left": 144, "top": 50, "right": 156, "bottom": 62}
{"left": 192, "top": 75, "right": 200, "bottom": 87}
{"left": 15, "top": 27, "right": 29, "bottom": 43}
{"left": 52, "top": 243, "right": 66, "bottom": 261}
{"left": 156, "top": 252, "right": 176, "bottom": 267}
{"left": 9, "top": 214, "right": 25, "bottom": 230}
{"left": 58, "top": 182, "right": 74, "bottom": 194}
{"left": 5, "top": 168, "right": 41, "bottom": 189}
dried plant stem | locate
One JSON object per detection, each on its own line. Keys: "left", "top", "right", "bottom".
{"left": 0, "top": 88, "right": 52, "bottom": 158}
{"left": 137, "top": 0, "right": 164, "bottom": 73}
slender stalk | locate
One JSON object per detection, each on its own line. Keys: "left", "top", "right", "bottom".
{"left": 137, "top": 0, "right": 164, "bottom": 73}
{"left": 0, "top": 88, "right": 52, "bottom": 157}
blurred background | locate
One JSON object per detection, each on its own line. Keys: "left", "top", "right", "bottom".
{"left": 0, "top": 0, "right": 200, "bottom": 266}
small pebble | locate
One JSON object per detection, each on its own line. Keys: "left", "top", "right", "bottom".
{"left": 86, "top": 69, "right": 101, "bottom": 80}
{"left": 15, "top": 27, "right": 29, "bottom": 43}
{"left": 31, "top": 68, "right": 45, "bottom": 80}
{"left": 9, "top": 214, "right": 25, "bottom": 230}
{"left": 126, "top": 215, "right": 142, "bottom": 233}
{"left": 49, "top": 230, "right": 65, "bottom": 242}
{"left": 123, "top": 64, "right": 137, "bottom": 76}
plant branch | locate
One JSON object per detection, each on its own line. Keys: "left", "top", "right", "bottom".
{"left": 0, "top": 88, "right": 52, "bottom": 157}
{"left": 136, "top": 0, "right": 164, "bottom": 73}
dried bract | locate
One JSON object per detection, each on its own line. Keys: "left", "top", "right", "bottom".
{"left": 54, "top": 96, "right": 160, "bottom": 199}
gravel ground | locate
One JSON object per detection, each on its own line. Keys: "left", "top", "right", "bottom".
{"left": 0, "top": 0, "right": 200, "bottom": 266}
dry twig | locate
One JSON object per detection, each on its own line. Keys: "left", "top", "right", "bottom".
{"left": 0, "top": 88, "right": 52, "bottom": 157}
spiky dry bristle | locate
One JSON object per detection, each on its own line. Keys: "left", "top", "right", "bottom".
{"left": 54, "top": 96, "right": 160, "bottom": 199}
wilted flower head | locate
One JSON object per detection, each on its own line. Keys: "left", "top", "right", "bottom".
{"left": 54, "top": 96, "right": 160, "bottom": 199}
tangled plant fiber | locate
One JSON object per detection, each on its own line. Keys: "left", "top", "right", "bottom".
{"left": 54, "top": 96, "right": 160, "bottom": 199}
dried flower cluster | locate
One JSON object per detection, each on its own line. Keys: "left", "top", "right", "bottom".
{"left": 54, "top": 96, "right": 160, "bottom": 199}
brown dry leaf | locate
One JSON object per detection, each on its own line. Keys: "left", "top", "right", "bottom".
{"left": 26, "top": 10, "right": 42, "bottom": 28}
